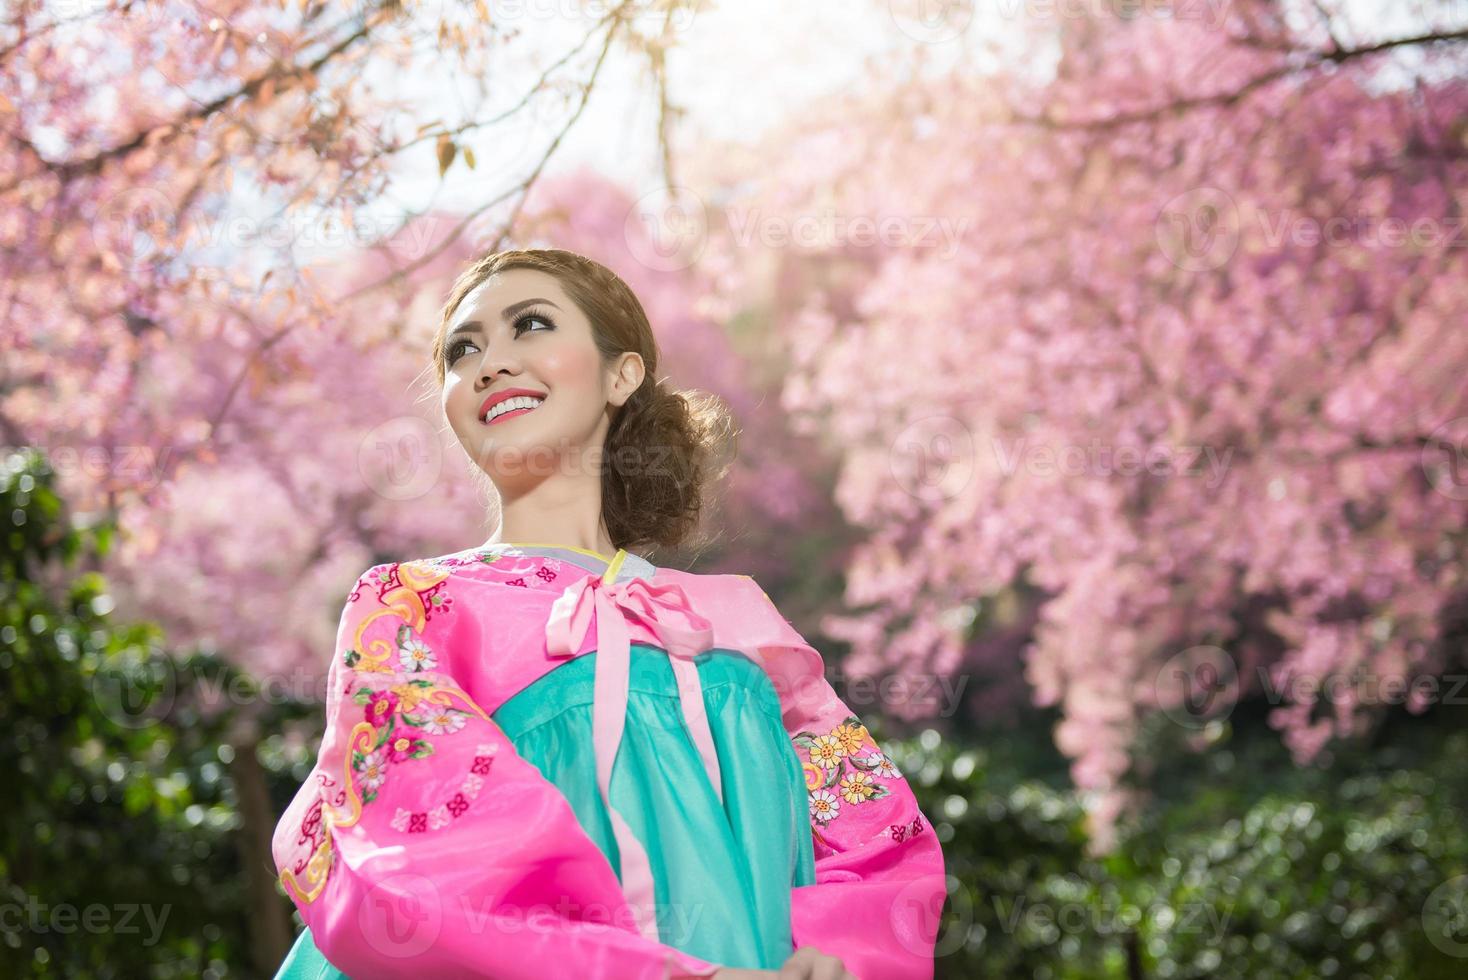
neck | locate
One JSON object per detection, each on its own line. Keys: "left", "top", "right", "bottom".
{"left": 485, "top": 507, "right": 617, "bottom": 558}
{"left": 483, "top": 461, "right": 621, "bottom": 556}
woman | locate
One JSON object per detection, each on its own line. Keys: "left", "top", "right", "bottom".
{"left": 270, "top": 249, "right": 946, "bottom": 979}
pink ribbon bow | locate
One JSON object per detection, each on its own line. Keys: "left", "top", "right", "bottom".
{"left": 545, "top": 566, "right": 719, "bottom": 942}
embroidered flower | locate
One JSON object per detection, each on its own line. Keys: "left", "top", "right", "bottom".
{"left": 792, "top": 714, "right": 897, "bottom": 830}
{"left": 386, "top": 732, "right": 431, "bottom": 764}
{"left": 411, "top": 707, "right": 467, "bottom": 735}
{"left": 358, "top": 749, "right": 388, "bottom": 792}
{"left": 833, "top": 721, "right": 870, "bottom": 756}
{"left": 810, "top": 789, "right": 840, "bottom": 824}
{"left": 364, "top": 691, "right": 399, "bottom": 728}
{"left": 808, "top": 734, "right": 846, "bottom": 769}
{"left": 398, "top": 635, "right": 437, "bottom": 672}
{"left": 840, "top": 770, "right": 877, "bottom": 804}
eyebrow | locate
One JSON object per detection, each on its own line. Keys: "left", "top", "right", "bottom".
{"left": 447, "top": 298, "right": 563, "bottom": 339}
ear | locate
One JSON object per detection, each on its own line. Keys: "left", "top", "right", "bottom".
{"left": 607, "top": 352, "right": 645, "bottom": 408}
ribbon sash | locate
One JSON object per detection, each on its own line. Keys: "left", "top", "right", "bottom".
{"left": 545, "top": 567, "right": 720, "bottom": 941}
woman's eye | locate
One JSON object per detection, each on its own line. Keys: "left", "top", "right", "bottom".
{"left": 514, "top": 313, "right": 555, "bottom": 335}
{"left": 446, "top": 339, "right": 480, "bottom": 365}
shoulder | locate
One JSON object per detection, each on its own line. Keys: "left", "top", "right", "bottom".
{"left": 651, "top": 567, "right": 787, "bottom": 629}
{"left": 651, "top": 565, "right": 760, "bottom": 593}
{"left": 345, "top": 549, "right": 501, "bottom": 598}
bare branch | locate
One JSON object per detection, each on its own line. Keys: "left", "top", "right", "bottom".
{"left": 1013, "top": 29, "right": 1468, "bottom": 131}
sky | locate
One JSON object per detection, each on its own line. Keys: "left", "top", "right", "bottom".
{"left": 365, "top": 0, "right": 1021, "bottom": 230}
{"left": 308, "top": 0, "right": 1452, "bottom": 264}
{"left": 36, "top": 0, "right": 1452, "bottom": 269}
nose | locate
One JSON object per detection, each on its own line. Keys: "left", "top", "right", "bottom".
{"left": 474, "top": 339, "right": 520, "bottom": 391}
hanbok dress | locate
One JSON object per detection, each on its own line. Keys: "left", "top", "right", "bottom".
{"left": 270, "top": 541, "right": 945, "bottom": 980}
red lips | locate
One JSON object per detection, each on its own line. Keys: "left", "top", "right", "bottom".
{"left": 479, "top": 387, "right": 547, "bottom": 422}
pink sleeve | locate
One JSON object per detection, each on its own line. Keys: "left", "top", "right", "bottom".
{"left": 272, "top": 564, "right": 723, "bottom": 980}
{"left": 737, "top": 576, "right": 947, "bottom": 980}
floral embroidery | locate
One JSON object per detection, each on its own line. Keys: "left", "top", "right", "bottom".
{"left": 885, "top": 812, "right": 926, "bottom": 842}
{"left": 342, "top": 562, "right": 454, "bottom": 673}
{"left": 397, "top": 634, "right": 438, "bottom": 672}
{"left": 840, "top": 770, "right": 877, "bottom": 804}
{"left": 349, "top": 679, "right": 470, "bottom": 806}
{"left": 474, "top": 548, "right": 570, "bottom": 590}
{"left": 358, "top": 749, "right": 389, "bottom": 792}
{"left": 281, "top": 683, "right": 497, "bottom": 903}
{"left": 415, "top": 705, "right": 468, "bottom": 735}
{"left": 792, "top": 714, "right": 895, "bottom": 825}
{"left": 364, "top": 689, "right": 398, "bottom": 725}
{"left": 808, "top": 734, "right": 846, "bottom": 769}
{"left": 388, "top": 744, "right": 498, "bottom": 833}
{"left": 810, "top": 788, "right": 841, "bottom": 823}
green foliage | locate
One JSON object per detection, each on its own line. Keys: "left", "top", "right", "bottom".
{"left": 883, "top": 705, "right": 1468, "bottom": 980}
{"left": 0, "top": 450, "right": 308, "bottom": 978}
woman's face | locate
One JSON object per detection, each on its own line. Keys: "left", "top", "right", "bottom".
{"left": 441, "top": 267, "right": 642, "bottom": 482}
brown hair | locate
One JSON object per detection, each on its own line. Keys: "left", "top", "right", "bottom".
{"left": 430, "top": 248, "right": 737, "bottom": 555}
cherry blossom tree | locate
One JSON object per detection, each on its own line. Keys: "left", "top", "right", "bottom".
{"left": 691, "top": 0, "right": 1468, "bottom": 851}
{"left": 1, "top": 0, "right": 712, "bottom": 960}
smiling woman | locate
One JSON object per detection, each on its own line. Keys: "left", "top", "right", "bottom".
{"left": 432, "top": 249, "right": 738, "bottom": 557}
{"left": 269, "top": 249, "right": 946, "bottom": 980}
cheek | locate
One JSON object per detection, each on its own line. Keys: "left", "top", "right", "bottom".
{"left": 442, "top": 374, "right": 470, "bottom": 420}
{"left": 538, "top": 344, "right": 599, "bottom": 387}
{"left": 538, "top": 346, "right": 605, "bottom": 414}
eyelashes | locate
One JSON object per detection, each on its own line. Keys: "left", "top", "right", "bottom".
{"left": 445, "top": 308, "right": 557, "bottom": 366}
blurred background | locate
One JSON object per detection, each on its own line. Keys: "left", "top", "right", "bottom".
{"left": 3, "top": 0, "right": 1467, "bottom": 976}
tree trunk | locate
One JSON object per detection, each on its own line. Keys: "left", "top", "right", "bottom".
{"left": 231, "top": 720, "right": 293, "bottom": 976}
